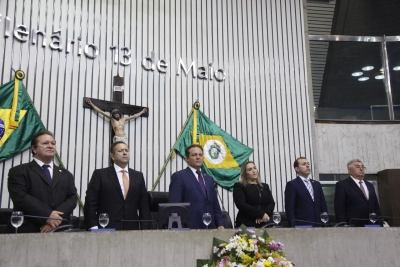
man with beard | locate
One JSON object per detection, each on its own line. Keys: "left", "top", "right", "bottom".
{"left": 86, "top": 98, "right": 147, "bottom": 143}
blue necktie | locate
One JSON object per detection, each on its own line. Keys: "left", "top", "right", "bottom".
{"left": 42, "top": 165, "right": 52, "bottom": 183}
{"left": 196, "top": 170, "right": 207, "bottom": 198}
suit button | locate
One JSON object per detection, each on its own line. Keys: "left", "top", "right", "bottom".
{"left": 51, "top": 203, "right": 55, "bottom": 207}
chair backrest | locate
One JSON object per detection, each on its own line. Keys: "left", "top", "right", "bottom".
{"left": 328, "top": 213, "right": 337, "bottom": 226}
{"left": 147, "top": 191, "right": 169, "bottom": 229}
{"left": 279, "top": 212, "right": 289, "bottom": 227}
{"left": 222, "top": 211, "right": 233, "bottom": 229}
{"left": 0, "top": 208, "right": 13, "bottom": 234}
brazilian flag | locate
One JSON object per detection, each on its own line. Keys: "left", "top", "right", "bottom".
{"left": 174, "top": 102, "right": 253, "bottom": 191}
{"left": 0, "top": 70, "right": 45, "bottom": 162}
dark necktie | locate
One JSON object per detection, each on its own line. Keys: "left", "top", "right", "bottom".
{"left": 42, "top": 164, "right": 52, "bottom": 183}
{"left": 196, "top": 170, "right": 207, "bottom": 198}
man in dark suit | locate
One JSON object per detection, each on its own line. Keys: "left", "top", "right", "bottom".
{"left": 7, "top": 130, "right": 77, "bottom": 233}
{"left": 169, "top": 144, "right": 224, "bottom": 229}
{"left": 84, "top": 141, "right": 151, "bottom": 230}
{"left": 285, "top": 157, "right": 328, "bottom": 227}
{"left": 334, "top": 159, "right": 382, "bottom": 227}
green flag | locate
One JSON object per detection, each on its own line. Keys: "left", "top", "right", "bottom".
{"left": 0, "top": 70, "right": 46, "bottom": 162}
{"left": 174, "top": 104, "right": 253, "bottom": 190}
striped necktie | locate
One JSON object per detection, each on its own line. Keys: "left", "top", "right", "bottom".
{"left": 304, "top": 179, "right": 314, "bottom": 201}
{"left": 359, "top": 180, "right": 369, "bottom": 200}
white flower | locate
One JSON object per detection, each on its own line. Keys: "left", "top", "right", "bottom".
{"left": 213, "top": 246, "right": 219, "bottom": 253}
{"left": 202, "top": 265, "right": 208, "bottom": 267}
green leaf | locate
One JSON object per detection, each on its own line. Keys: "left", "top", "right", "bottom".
{"left": 262, "top": 230, "right": 270, "bottom": 240}
{"left": 196, "top": 259, "right": 212, "bottom": 267}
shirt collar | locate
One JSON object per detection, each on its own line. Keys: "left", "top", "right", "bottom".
{"left": 114, "top": 163, "right": 129, "bottom": 174}
{"left": 298, "top": 175, "right": 310, "bottom": 181}
{"left": 34, "top": 158, "right": 53, "bottom": 168}
{"left": 188, "top": 165, "right": 201, "bottom": 175}
{"left": 350, "top": 175, "right": 364, "bottom": 183}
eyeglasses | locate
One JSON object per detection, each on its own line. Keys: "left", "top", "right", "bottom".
{"left": 354, "top": 165, "right": 366, "bottom": 170}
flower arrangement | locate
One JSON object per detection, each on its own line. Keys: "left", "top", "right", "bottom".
{"left": 201, "top": 225, "right": 294, "bottom": 267}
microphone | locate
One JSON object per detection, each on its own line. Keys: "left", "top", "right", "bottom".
{"left": 291, "top": 219, "right": 326, "bottom": 227}
{"left": 22, "top": 214, "right": 75, "bottom": 232}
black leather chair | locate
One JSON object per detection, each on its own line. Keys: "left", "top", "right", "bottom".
{"left": 147, "top": 191, "right": 169, "bottom": 229}
{"left": 0, "top": 208, "right": 13, "bottom": 234}
{"left": 222, "top": 211, "right": 233, "bottom": 228}
{"left": 69, "top": 215, "right": 87, "bottom": 231}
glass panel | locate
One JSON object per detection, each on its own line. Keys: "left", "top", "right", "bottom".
{"left": 386, "top": 42, "right": 400, "bottom": 120}
{"left": 321, "top": 184, "right": 335, "bottom": 214}
{"left": 310, "top": 40, "right": 388, "bottom": 120}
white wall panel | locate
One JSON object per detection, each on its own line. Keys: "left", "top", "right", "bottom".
{"left": 315, "top": 123, "right": 400, "bottom": 174}
{"left": 0, "top": 0, "right": 312, "bottom": 224}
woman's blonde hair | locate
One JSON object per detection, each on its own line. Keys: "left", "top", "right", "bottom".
{"left": 239, "top": 161, "right": 262, "bottom": 186}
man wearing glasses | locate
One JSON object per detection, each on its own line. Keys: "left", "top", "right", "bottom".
{"left": 334, "top": 159, "right": 382, "bottom": 227}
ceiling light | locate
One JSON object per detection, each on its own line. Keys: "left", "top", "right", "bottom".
{"left": 380, "top": 68, "right": 384, "bottom": 72}
{"left": 393, "top": 66, "right": 400, "bottom": 71}
{"left": 358, "top": 77, "right": 369, "bottom": 81}
{"left": 362, "top": 66, "right": 374, "bottom": 71}
{"left": 352, "top": 72, "right": 363, "bottom": 76}
{"left": 375, "top": 75, "right": 385, "bottom": 79}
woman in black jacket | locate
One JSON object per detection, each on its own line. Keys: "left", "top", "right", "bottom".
{"left": 233, "top": 161, "right": 275, "bottom": 228}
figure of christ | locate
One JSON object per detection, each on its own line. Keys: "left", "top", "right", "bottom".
{"left": 86, "top": 98, "right": 147, "bottom": 143}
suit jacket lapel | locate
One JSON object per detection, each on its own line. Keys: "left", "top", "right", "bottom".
{"left": 295, "top": 176, "right": 313, "bottom": 201}
{"left": 347, "top": 177, "right": 367, "bottom": 200}
{"left": 109, "top": 167, "right": 125, "bottom": 200}
{"left": 51, "top": 165, "right": 62, "bottom": 187}
{"left": 29, "top": 160, "right": 52, "bottom": 186}
{"left": 126, "top": 169, "right": 137, "bottom": 198}
{"left": 311, "top": 179, "right": 319, "bottom": 199}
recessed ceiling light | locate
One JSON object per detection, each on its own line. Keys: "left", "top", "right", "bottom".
{"left": 352, "top": 72, "right": 363, "bottom": 76}
{"left": 393, "top": 66, "right": 400, "bottom": 71}
{"left": 362, "top": 66, "right": 374, "bottom": 71}
{"left": 358, "top": 77, "right": 369, "bottom": 81}
{"left": 375, "top": 75, "right": 385, "bottom": 79}
{"left": 380, "top": 68, "right": 384, "bottom": 72}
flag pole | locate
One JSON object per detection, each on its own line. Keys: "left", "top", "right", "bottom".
{"left": 54, "top": 152, "right": 84, "bottom": 211}
{"left": 151, "top": 107, "right": 194, "bottom": 191}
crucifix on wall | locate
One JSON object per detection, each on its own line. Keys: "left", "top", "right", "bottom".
{"left": 83, "top": 74, "right": 148, "bottom": 144}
